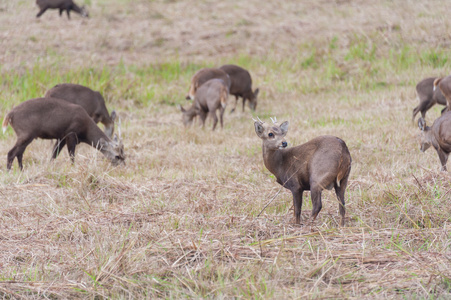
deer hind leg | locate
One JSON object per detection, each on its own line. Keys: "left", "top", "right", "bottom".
{"left": 219, "top": 107, "right": 225, "bottom": 129}
{"left": 66, "top": 9, "right": 71, "bottom": 19}
{"left": 230, "top": 95, "right": 239, "bottom": 113}
{"left": 309, "top": 187, "right": 323, "bottom": 226}
{"left": 291, "top": 188, "right": 304, "bottom": 224}
{"left": 66, "top": 133, "right": 78, "bottom": 163}
{"left": 209, "top": 111, "right": 218, "bottom": 131}
{"left": 437, "top": 149, "right": 449, "bottom": 171}
{"left": 52, "top": 139, "right": 67, "bottom": 160}
{"left": 7, "top": 138, "right": 33, "bottom": 170}
{"left": 334, "top": 176, "right": 349, "bottom": 227}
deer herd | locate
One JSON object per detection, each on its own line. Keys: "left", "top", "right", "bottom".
{"left": 4, "top": 1, "right": 451, "bottom": 226}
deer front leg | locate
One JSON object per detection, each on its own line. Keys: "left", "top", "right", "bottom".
{"left": 36, "top": 7, "right": 48, "bottom": 17}
{"left": 437, "top": 149, "right": 449, "bottom": 171}
{"left": 309, "top": 187, "right": 323, "bottom": 226}
{"left": 52, "top": 139, "right": 67, "bottom": 159}
{"left": 290, "top": 188, "right": 304, "bottom": 224}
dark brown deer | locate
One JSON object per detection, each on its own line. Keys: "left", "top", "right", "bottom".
{"left": 413, "top": 77, "right": 447, "bottom": 120}
{"left": 254, "top": 117, "right": 352, "bottom": 226}
{"left": 418, "top": 112, "right": 451, "bottom": 171}
{"left": 2, "top": 98, "right": 124, "bottom": 170}
{"left": 180, "top": 79, "right": 228, "bottom": 130}
{"left": 186, "top": 68, "right": 231, "bottom": 100}
{"left": 219, "top": 64, "right": 259, "bottom": 112}
{"left": 45, "top": 83, "right": 115, "bottom": 138}
{"left": 36, "top": 0, "right": 89, "bottom": 19}
{"left": 434, "top": 76, "right": 451, "bottom": 113}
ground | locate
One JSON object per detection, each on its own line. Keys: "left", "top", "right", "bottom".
{"left": 1, "top": 0, "right": 451, "bottom": 298}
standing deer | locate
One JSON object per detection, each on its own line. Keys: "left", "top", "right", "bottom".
{"left": 2, "top": 98, "right": 124, "bottom": 170}
{"left": 434, "top": 76, "right": 451, "bottom": 113}
{"left": 36, "top": 0, "right": 89, "bottom": 19}
{"left": 179, "top": 79, "right": 229, "bottom": 130}
{"left": 413, "top": 77, "right": 447, "bottom": 120}
{"left": 45, "top": 83, "right": 115, "bottom": 138}
{"left": 417, "top": 112, "right": 451, "bottom": 171}
{"left": 186, "top": 68, "right": 231, "bottom": 100}
{"left": 219, "top": 64, "right": 259, "bottom": 112}
{"left": 254, "top": 117, "right": 352, "bottom": 226}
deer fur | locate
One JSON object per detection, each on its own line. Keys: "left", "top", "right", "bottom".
{"left": 180, "top": 79, "right": 229, "bottom": 131}
{"left": 418, "top": 112, "right": 451, "bottom": 171}
{"left": 2, "top": 97, "right": 124, "bottom": 170}
{"left": 434, "top": 76, "right": 451, "bottom": 113}
{"left": 254, "top": 118, "right": 352, "bottom": 226}
{"left": 219, "top": 64, "right": 259, "bottom": 112}
{"left": 413, "top": 77, "right": 447, "bottom": 120}
{"left": 36, "top": 0, "right": 89, "bottom": 19}
{"left": 186, "top": 68, "right": 231, "bottom": 100}
{"left": 45, "top": 83, "right": 115, "bottom": 138}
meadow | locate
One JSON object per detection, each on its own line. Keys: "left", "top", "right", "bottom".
{"left": 1, "top": 0, "right": 451, "bottom": 298}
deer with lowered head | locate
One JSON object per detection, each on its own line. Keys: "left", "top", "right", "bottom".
{"left": 254, "top": 117, "right": 352, "bottom": 226}
{"left": 413, "top": 77, "right": 447, "bottom": 120}
{"left": 180, "top": 79, "right": 229, "bottom": 131}
{"left": 434, "top": 75, "right": 451, "bottom": 113}
{"left": 36, "top": 0, "right": 89, "bottom": 19}
{"left": 186, "top": 68, "right": 231, "bottom": 100}
{"left": 2, "top": 97, "right": 124, "bottom": 170}
{"left": 417, "top": 112, "right": 451, "bottom": 171}
{"left": 45, "top": 83, "right": 116, "bottom": 138}
{"left": 219, "top": 64, "right": 259, "bottom": 112}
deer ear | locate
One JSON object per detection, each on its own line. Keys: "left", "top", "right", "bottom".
{"left": 254, "top": 122, "right": 265, "bottom": 137}
{"left": 111, "top": 110, "right": 117, "bottom": 122}
{"left": 280, "top": 121, "right": 289, "bottom": 135}
{"left": 418, "top": 118, "right": 426, "bottom": 131}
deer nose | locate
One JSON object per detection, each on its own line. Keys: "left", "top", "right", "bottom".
{"left": 282, "top": 141, "right": 288, "bottom": 148}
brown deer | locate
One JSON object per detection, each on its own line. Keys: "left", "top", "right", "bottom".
{"left": 36, "top": 0, "right": 89, "bottom": 19}
{"left": 219, "top": 64, "right": 259, "bottom": 112}
{"left": 2, "top": 98, "right": 124, "bottom": 170}
{"left": 417, "top": 112, "right": 451, "bottom": 171}
{"left": 45, "top": 83, "right": 115, "bottom": 138}
{"left": 179, "top": 79, "right": 228, "bottom": 130}
{"left": 254, "top": 117, "right": 352, "bottom": 226}
{"left": 434, "top": 76, "right": 451, "bottom": 113}
{"left": 186, "top": 68, "right": 231, "bottom": 100}
{"left": 413, "top": 77, "right": 447, "bottom": 120}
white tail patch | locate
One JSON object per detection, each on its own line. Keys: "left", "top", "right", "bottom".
{"left": 2, "top": 116, "right": 9, "bottom": 134}
{"left": 336, "top": 178, "right": 340, "bottom": 187}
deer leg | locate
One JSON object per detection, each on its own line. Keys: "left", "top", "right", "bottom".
{"left": 52, "top": 139, "right": 67, "bottom": 160}
{"left": 437, "top": 149, "right": 449, "bottom": 171}
{"left": 441, "top": 106, "right": 448, "bottom": 115}
{"left": 309, "top": 187, "right": 323, "bottom": 226}
{"left": 230, "top": 95, "right": 239, "bottom": 113}
{"left": 66, "top": 9, "right": 71, "bottom": 20}
{"left": 242, "top": 97, "right": 247, "bottom": 112}
{"left": 291, "top": 189, "right": 304, "bottom": 224}
{"left": 334, "top": 177, "right": 349, "bottom": 227}
{"left": 36, "top": 7, "right": 48, "bottom": 18}
{"left": 66, "top": 134, "right": 78, "bottom": 163}
{"left": 7, "top": 138, "right": 33, "bottom": 170}
{"left": 198, "top": 110, "right": 207, "bottom": 128}
{"left": 210, "top": 111, "right": 218, "bottom": 131}
{"left": 59, "top": 8, "right": 63, "bottom": 16}
{"left": 219, "top": 107, "right": 225, "bottom": 129}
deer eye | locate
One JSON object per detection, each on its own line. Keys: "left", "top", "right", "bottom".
{"left": 268, "top": 133, "right": 274, "bottom": 137}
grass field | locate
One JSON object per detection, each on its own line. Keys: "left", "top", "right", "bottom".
{"left": 2, "top": 0, "right": 451, "bottom": 298}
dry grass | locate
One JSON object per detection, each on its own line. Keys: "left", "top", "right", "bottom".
{"left": 1, "top": 0, "right": 451, "bottom": 298}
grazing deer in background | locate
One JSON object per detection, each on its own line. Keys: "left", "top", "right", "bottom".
{"left": 2, "top": 98, "right": 124, "bottom": 170}
{"left": 179, "top": 79, "right": 229, "bottom": 131}
{"left": 434, "top": 76, "right": 451, "bottom": 113}
{"left": 186, "top": 68, "right": 231, "bottom": 100}
{"left": 413, "top": 77, "right": 447, "bottom": 120}
{"left": 45, "top": 83, "right": 116, "bottom": 138}
{"left": 417, "top": 112, "right": 451, "bottom": 171}
{"left": 36, "top": 0, "right": 89, "bottom": 19}
{"left": 219, "top": 64, "right": 259, "bottom": 112}
{"left": 253, "top": 117, "right": 352, "bottom": 226}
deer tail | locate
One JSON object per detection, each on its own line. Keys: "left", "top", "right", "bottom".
{"left": 336, "top": 141, "right": 352, "bottom": 187}
{"left": 220, "top": 86, "right": 228, "bottom": 109}
{"left": 2, "top": 112, "right": 11, "bottom": 134}
{"left": 433, "top": 77, "right": 443, "bottom": 91}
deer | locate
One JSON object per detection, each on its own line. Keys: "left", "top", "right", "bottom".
{"left": 417, "top": 112, "right": 451, "bottom": 171}
{"left": 45, "top": 83, "right": 115, "bottom": 138}
{"left": 253, "top": 117, "right": 352, "bottom": 227}
{"left": 413, "top": 77, "right": 447, "bottom": 121}
{"left": 434, "top": 76, "right": 451, "bottom": 113}
{"left": 2, "top": 97, "right": 125, "bottom": 170}
{"left": 36, "top": 0, "right": 89, "bottom": 19}
{"left": 179, "top": 79, "right": 229, "bottom": 131}
{"left": 219, "top": 64, "right": 259, "bottom": 112}
{"left": 186, "top": 68, "right": 231, "bottom": 100}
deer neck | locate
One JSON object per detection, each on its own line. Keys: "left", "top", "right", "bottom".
{"left": 262, "top": 145, "right": 287, "bottom": 178}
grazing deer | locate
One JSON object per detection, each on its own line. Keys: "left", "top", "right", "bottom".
{"left": 186, "top": 68, "right": 231, "bottom": 100}
{"left": 253, "top": 117, "right": 352, "bottom": 226}
{"left": 219, "top": 64, "right": 259, "bottom": 112}
{"left": 417, "top": 113, "right": 451, "bottom": 171}
{"left": 179, "top": 79, "right": 228, "bottom": 130}
{"left": 2, "top": 98, "right": 124, "bottom": 170}
{"left": 413, "top": 77, "right": 447, "bottom": 120}
{"left": 434, "top": 76, "right": 451, "bottom": 113}
{"left": 36, "top": 0, "right": 89, "bottom": 19}
{"left": 45, "top": 83, "right": 116, "bottom": 138}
